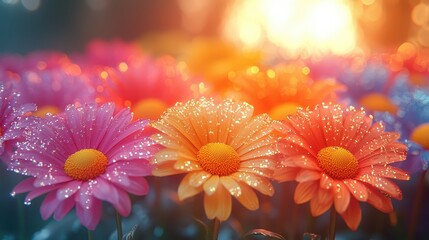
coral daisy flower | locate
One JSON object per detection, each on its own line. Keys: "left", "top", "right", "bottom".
{"left": 227, "top": 63, "right": 345, "bottom": 120}
{"left": 13, "top": 69, "right": 96, "bottom": 117}
{"left": 9, "top": 103, "right": 157, "bottom": 230}
{"left": 0, "top": 84, "right": 35, "bottom": 163}
{"left": 95, "top": 56, "right": 207, "bottom": 120}
{"left": 151, "top": 98, "right": 277, "bottom": 221}
{"left": 274, "top": 103, "right": 409, "bottom": 230}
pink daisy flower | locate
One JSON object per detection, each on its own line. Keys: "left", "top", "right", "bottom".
{"left": 0, "top": 84, "right": 35, "bottom": 163}
{"left": 9, "top": 103, "right": 157, "bottom": 230}
{"left": 13, "top": 69, "right": 96, "bottom": 117}
{"left": 95, "top": 56, "right": 206, "bottom": 120}
{"left": 274, "top": 103, "right": 409, "bottom": 230}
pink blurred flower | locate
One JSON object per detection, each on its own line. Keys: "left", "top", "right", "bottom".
{"left": 13, "top": 69, "right": 96, "bottom": 117}
{"left": 95, "top": 56, "right": 207, "bottom": 120}
{"left": 81, "top": 39, "right": 145, "bottom": 68}
{"left": 9, "top": 103, "right": 157, "bottom": 230}
{"left": 274, "top": 103, "right": 409, "bottom": 230}
{"left": 0, "top": 84, "right": 35, "bottom": 163}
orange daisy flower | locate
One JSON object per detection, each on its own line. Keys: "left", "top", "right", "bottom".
{"left": 274, "top": 103, "right": 409, "bottom": 230}
{"left": 151, "top": 98, "right": 277, "bottom": 221}
{"left": 227, "top": 64, "right": 345, "bottom": 120}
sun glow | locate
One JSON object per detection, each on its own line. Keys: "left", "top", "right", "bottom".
{"left": 222, "top": 0, "right": 357, "bottom": 57}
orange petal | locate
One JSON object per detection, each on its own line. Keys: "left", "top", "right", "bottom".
{"left": 343, "top": 179, "right": 368, "bottom": 202}
{"left": 188, "top": 171, "right": 212, "bottom": 187}
{"left": 220, "top": 176, "right": 241, "bottom": 197}
{"left": 340, "top": 197, "right": 361, "bottom": 231}
{"left": 203, "top": 175, "right": 220, "bottom": 196}
{"left": 294, "top": 181, "right": 318, "bottom": 204}
{"left": 152, "top": 161, "right": 185, "bottom": 176}
{"left": 232, "top": 172, "right": 274, "bottom": 196}
{"left": 235, "top": 181, "right": 259, "bottom": 210}
{"left": 204, "top": 185, "right": 232, "bottom": 221}
{"left": 334, "top": 181, "right": 350, "bottom": 214}
{"left": 296, "top": 169, "right": 322, "bottom": 182}
{"left": 273, "top": 167, "right": 300, "bottom": 182}
{"left": 178, "top": 174, "right": 202, "bottom": 201}
{"left": 366, "top": 186, "right": 393, "bottom": 213}
{"left": 310, "top": 188, "right": 333, "bottom": 216}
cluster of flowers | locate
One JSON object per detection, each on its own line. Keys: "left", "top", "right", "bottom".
{"left": 0, "top": 38, "right": 427, "bottom": 238}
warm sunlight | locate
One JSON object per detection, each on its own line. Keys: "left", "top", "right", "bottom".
{"left": 221, "top": 0, "right": 357, "bottom": 57}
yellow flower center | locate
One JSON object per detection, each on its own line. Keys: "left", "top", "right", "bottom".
{"left": 269, "top": 102, "right": 301, "bottom": 120}
{"left": 317, "top": 146, "right": 358, "bottom": 180}
{"left": 64, "top": 149, "right": 108, "bottom": 181}
{"left": 33, "top": 105, "right": 61, "bottom": 117}
{"left": 358, "top": 93, "right": 397, "bottom": 114}
{"left": 197, "top": 142, "right": 241, "bottom": 176}
{"left": 411, "top": 123, "right": 429, "bottom": 150}
{"left": 132, "top": 98, "right": 168, "bottom": 120}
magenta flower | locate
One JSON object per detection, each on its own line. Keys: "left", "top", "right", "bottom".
{"left": 0, "top": 84, "right": 35, "bottom": 163}
{"left": 13, "top": 69, "right": 96, "bottom": 117}
{"left": 9, "top": 103, "right": 157, "bottom": 230}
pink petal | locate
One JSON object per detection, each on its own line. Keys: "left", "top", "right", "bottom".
{"left": 334, "top": 181, "right": 350, "bottom": 214}
{"left": 53, "top": 196, "right": 75, "bottom": 221}
{"left": 343, "top": 179, "right": 368, "bottom": 202}
{"left": 294, "top": 181, "right": 318, "bottom": 204}
{"left": 340, "top": 197, "right": 361, "bottom": 231}
{"left": 76, "top": 198, "right": 102, "bottom": 230}
{"left": 204, "top": 185, "right": 232, "bottom": 221}
{"left": 56, "top": 181, "right": 81, "bottom": 200}
{"left": 109, "top": 160, "right": 153, "bottom": 176}
{"left": 92, "top": 178, "right": 131, "bottom": 216}
{"left": 25, "top": 184, "right": 61, "bottom": 203}
{"left": 296, "top": 169, "right": 322, "bottom": 182}
{"left": 40, "top": 191, "right": 62, "bottom": 220}
{"left": 12, "top": 178, "right": 36, "bottom": 194}
{"left": 111, "top": 176, "right": 150, "bottom": 196}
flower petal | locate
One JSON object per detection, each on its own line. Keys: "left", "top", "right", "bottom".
{"left": 235, "top": 181, "right": 259, "bottom": 210}
{"left": 343, "top": 179, "right": 368, "bottom": 202}
{"left": 92, "top": 178, "right": 131, "bottom": 216}
{"left": 232, "top": 172, "right": 274, "bottom": 196}
{"left": 296, "top": 169, "right": 322, "bottom": 183}
{"left": 203, "top": 175, "right": 220, "bottom": 196}
{"left": 178, "top": 173, "right": 202, "bottom": 201}
{"left": 220, "top": 176, "right": 241, "bottom": 197}
{"left": 56, "top": 180, "right": 81, "bottom": 200}
{"left": 53, "top": 196, "right": 75, "bottom": 221}
{"left": 204, "top": 185, "right": 232, "bottom": 221}
{"left": 357, "top": 175, "right": 402, "bottom": 199}
{"left": 40, "top": 191, "right": 62, "bottom": 220}
{"left": 294, "top": 181, "right": 318, "bottom": 204}
{"left": 366, "top": 186, "right": 393, "bottom": 213}
{"left": 76, "top": 198, "right": 102, "bottom": 230}
{"left": 273, "top": 167, "right": 300, "bottom": 182}
{"left": 310, "top": 188, "right": 333, "bottom": 216}
{"left": 340, "top": 197, "right": 361, "bottom": 231}
{"left": 334, "top": 181, "right": 350, "bottom": 214}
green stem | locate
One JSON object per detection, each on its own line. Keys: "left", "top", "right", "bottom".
{"left": 87, "top": 229, "right": 93, "bottom": 240}
{"left": 115, "top": 210, "right": 123, "bottom": 240}
{"left": 328, "top": 208, "right": 337, "bottom": 240}
{"left": 17, "top": 195, "right": 25, "bottom": 240}
{"left": 408, "top": 169, "right": 427, "bottom": 240}
{"left": 212, "top": 218, "right": 220, "bottom": 240}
